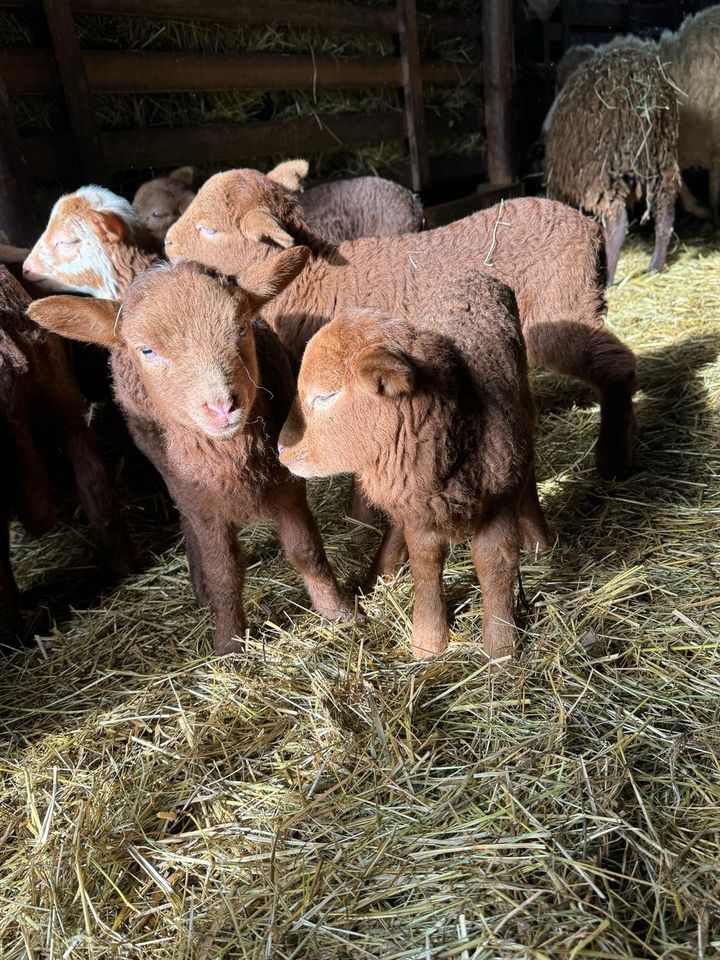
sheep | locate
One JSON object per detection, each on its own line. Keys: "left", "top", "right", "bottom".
{"left": 659, "top": 6, "right": 720, "bottom": 224}
{"left": 132, "top": 160, "right": 422, "bottom": 245}
{"left": 164, "top": 164, "right": 638, "bottom": 481}
{"left": 23, "top": 185, "right": 161, "bottom": 299}
{"left": 277, "top": 270, "right": 550, "bottom": 661}
{"left": 0, "top": 266, "right": 132, "bottom": 641}
{"left": 132, "top": 166, "right": 196, "bottom": 245}
{"left": 544, "top": 37, "right": 681, "bottom": 284}
{"left": 28, "top": 249, "right": 355, "bottom": 655}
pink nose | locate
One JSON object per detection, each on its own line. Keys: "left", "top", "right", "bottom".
{"left": 205, "top": 399, "right": 235, "bottom": 425}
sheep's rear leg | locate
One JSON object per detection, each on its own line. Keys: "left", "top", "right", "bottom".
{"left": 603, "top": 202, "right": 628, "bottom": 286}
{"left": 189, "top": 516, "right": 246, "bottom": 655}
{"left": 274, "top": 484, "right": 355, "bottom": 622}
{"left": 525, "top": 323, "right": 637, "bottom": 480}
{"left": 472, "top": 502, "right": 520, "bottom": 662}
{"left": 648, "top": 189, "right": 676, "bottom": 273}
{"left": 405, "top": 526, "right": 449, "bottom": 659}
{"left": 367, "top": 522, "right": 408, "bottom": 583}
{"left": 519, "top": 465, "right": 551, "bottom": 552}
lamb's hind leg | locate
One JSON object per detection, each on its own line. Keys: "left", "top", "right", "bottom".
{"left": 525, "top": 320, "right": 637, "bottom": 480}
{"left": 519, "top": 465, "right": 551, "bottom": 552}
{"left": 472, "top": 500, "right": 520, "bottom": 662}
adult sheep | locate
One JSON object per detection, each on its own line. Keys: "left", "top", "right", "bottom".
{"left": 544, "top": 37, "right": 681, "bottom": 283}
{"left": 660, "top": 6, "right": 720, "bottom": 224}
{"left": 165, "top": 163, "right": 637, "bottom": 480}
{"left": 133, "top": 160, "right": 422, "bottom": 245}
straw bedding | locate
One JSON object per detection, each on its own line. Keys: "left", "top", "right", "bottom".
{"left": 2, "top": 231, "right": 720, "bottom": 958}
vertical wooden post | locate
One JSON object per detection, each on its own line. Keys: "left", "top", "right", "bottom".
{"left": 397, "top": 0, "right": 429, "bottom": 193}
{"left": 41, "top": 0, "right": 106, "bottom": 183}
{"left": 482, "top": 0, "right": 514, "bottom": 184}
{"left": 0, "top": 69, "right": 37, "bottom": 245}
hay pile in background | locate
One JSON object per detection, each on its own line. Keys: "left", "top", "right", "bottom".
{"left": 1, "top": 0, "right": 481, "bottom": 193}
{"left": 1, "top": 231, "right": 719, "bottom": 958}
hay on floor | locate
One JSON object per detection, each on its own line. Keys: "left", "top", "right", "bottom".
{"left": 1, "top": 231, "right": 720, "bottom": 958}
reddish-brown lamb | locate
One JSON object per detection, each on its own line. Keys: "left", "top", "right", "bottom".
{"left": 278, "top": 270, "right": 550, "bottom": 661}
{"left": 165, "top": 166, "right": 637, "bottom": 480}
{"left": 28, "top": 250, "right": 355, "bottom": 655}
{"left": 0, "top": 266, "right": 132, "bottom": 642}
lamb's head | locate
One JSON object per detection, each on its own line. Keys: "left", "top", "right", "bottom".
{"left": 165, "top": 160, "right": 312, "bottom": 276}
{"left": 132, "top": 167, "right": 196, "bottom": 243}
{"left": 28, "top": 247, "right": 310, "bottom": 440}
{"left": 279, "top": 309, "right": 416, "bottom": 478}
{"left": 23, "top": 186, "right": 151, "bottom": 298}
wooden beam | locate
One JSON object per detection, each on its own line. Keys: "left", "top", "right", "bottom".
{"left": 397, "top": 0, "right": 429, "bottom": 192}
{"left": 0, "top": 67, "right": 36, "bottom": 244}
{"left": 40, "top": 0, "right": 106, "bottom": 182}
{"left": 0, "top": 47, "right": 482, "bottom": 95}
{"left": 482, "top": 0, "right": 514, "bottom": 184}
{"left": 0, "top": 0, "right": 478, "bottom": 36}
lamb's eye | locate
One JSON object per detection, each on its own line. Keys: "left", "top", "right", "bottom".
{"left": 238, "top": 323, "right": 248, "bottom": 337}
{"left": 150, "top": 211, "right": 167, "bottom": 221}
{"left": 56, "top": 238, "right": 79, "bottom": 249}
{"left": 139, "top": 346, "right": 157, "bottom": 359}
{"left": 198, "top": 225, "right": 220, "bottom": 238}
{"left": 310, "top": 391, "right": 339, "bottom": 409}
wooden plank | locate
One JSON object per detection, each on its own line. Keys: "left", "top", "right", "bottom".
{"left": 0, "top": 47, "right": 481, "bottom": 94}
{"left": 0, "top": 0, "right": 478, "bottom": 36}
{"left": 19, "top": 107, "right": 479, "bottom": 179}
{"left": 424, "top": 181, "right": 522, "bottom": 229}
{"left": 0, "top": 67, "right": 36, "bottom": 243}
{"left": 397, "top": 0, "right": 429, "bottom": 192}
{"left": 482, "top": 0, "right": 514, "bottom": 184}
{"left": 40, "top": 0, "right": 106, "bottom": 181}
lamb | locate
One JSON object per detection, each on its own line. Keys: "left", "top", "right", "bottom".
{"left": 132, "top": 160, "right": 423, "bottom": 245}
{"left": 659, "top": 6, "right": 720, "bottom": 223}
{"left": 278, "top": 270, "right": 549, "bottom": 661}
{"left": 544, "top": 37, "right": 681, "bottom": 283}
{"left": 28, "top": 249, "right": 355, "bottom": 655}
{"left": 23, "top": 185, "right": 161, "bottom": 299}
{"left": 132, "top": 166, "right": 196, "bottom": 245}
{"left": 0, "top": 266, "right": 132, "bottom": 641}
{"left": 165, "top": 163, "right": 638, "bottom": 480}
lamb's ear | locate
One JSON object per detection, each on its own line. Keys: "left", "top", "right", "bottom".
{"left": 27, "top": 295, "right": 122, "bottom": 348}
{"left": 356, "top": 346, "right": 415, "bottom": 398}
{"left": 266, "top": 159, "right": 309, "bottom": 194}
{"left": 88, "top": 210, "right": 127, "bottom": 243}
{"left": 241, "top": 208, "right": 295, "bottom": 248}
{"left": 240, "top": 246, "right": 310, "bottom": 306}
{"left": 169, "top": 166, "right": 194, "bottom": 186}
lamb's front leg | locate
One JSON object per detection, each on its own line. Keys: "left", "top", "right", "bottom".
{"left": 272, "top": 482, "right": 354, "bottom": 622}
{"left": 472, "top": 501, "right": 520, "bottom": 661}
{"left": 404, "top": 526, "right": 449, "bottom": 659}
{"left": 188, "top": 515, "right": 246, "bottom": 655}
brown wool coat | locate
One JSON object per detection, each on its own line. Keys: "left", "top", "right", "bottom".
{"left": 166, "top": 167, "right": 637, "bottom": 479}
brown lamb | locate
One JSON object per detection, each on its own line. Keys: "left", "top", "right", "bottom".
{"left": 131, "top": 160, "right": 423, "bottom": 245}
{"left": 28, "top": 249, "right": 355, "bottom": 655}
{"left": 132, "top": 167, "right": 196, "bottom": 244}
{"left": 0, "top": 267, "right": 132, "bottom": 642}
{"left": 278, "top": 270, "right": 550, "bottom": 661}
{"left": 165, "top": 163, "right": 637, "bottom": 480}
{"left": 544, "top": 38, "right": 681, "bottom": 283}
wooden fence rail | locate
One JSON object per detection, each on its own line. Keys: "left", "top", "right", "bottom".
{"left": 0, "top": 0, "right": 489, "bottom": 242}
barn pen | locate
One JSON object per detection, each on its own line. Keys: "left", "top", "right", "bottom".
{"left": 1, "top": 1, "right": 720, "bottom": 958}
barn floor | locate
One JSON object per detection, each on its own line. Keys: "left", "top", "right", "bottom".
{"left": 2, "top": 231, "right": 720, "bottom": 959}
